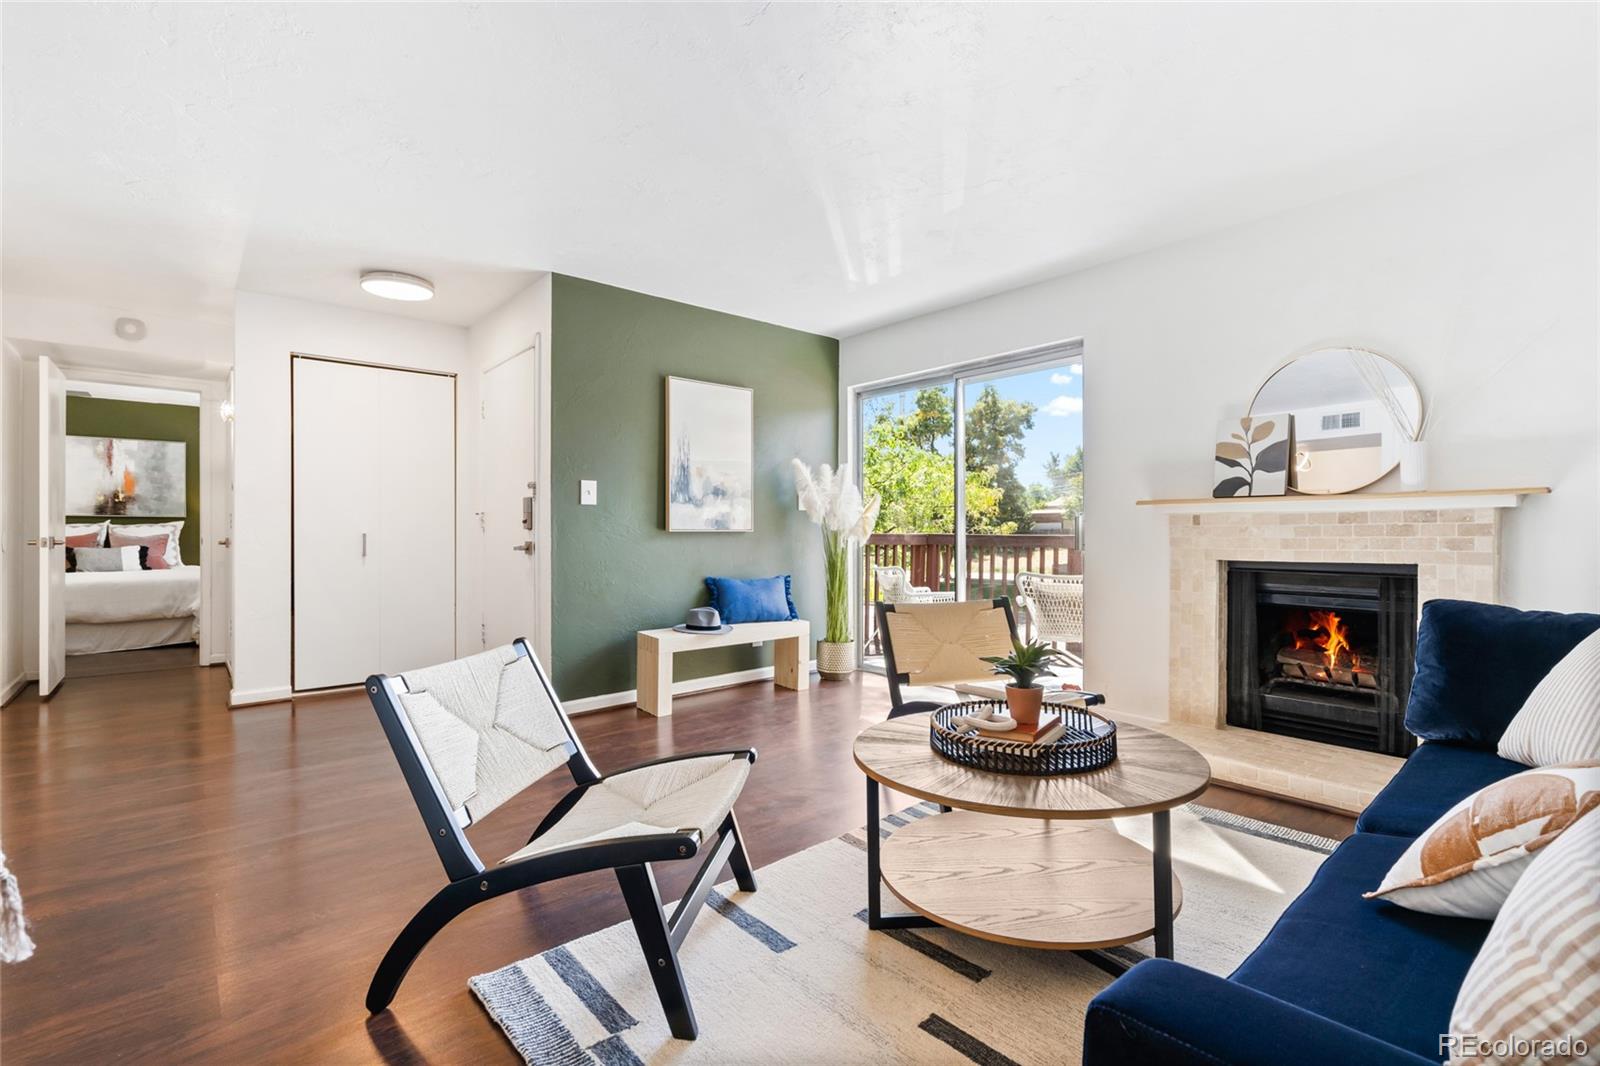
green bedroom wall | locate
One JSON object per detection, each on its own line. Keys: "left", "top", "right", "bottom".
{"left": 550, "top": 274, "right": 839, "bottom": 699}
{"left": 65, "top": 396, "right": 201, "bottom": 564}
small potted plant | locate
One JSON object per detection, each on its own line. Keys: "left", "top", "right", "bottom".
{"left": 793, "top": 459, "right": 881, "bottom": 680}
{"left": 982, "top": 639, "right": 1071, "bottom": 727}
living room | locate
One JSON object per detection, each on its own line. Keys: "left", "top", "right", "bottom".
{"left": 1, "top": 4, "right": 1596, "bottom": 1065}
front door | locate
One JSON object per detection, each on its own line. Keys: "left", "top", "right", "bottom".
{"left": 480, "top": 341, "right": 540, "bottom": 650}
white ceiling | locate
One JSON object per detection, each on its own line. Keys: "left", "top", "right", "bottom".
{"left": 3, "top": 3, "right": 1594, "bottom": 337}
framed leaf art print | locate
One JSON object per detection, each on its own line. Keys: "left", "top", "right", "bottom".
{"left": 1213, "top": 415, "right": 1291, "bottom": 497}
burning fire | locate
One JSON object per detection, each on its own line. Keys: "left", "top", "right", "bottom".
{"left": 1293, "top": 609, "right": 1353, "bottom": 668}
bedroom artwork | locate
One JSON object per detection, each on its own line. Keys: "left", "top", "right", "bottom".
{"left": 1212, "top": 415, "right": 1291, "bottom": 498}
{"left": 665, "top": 376, "right": 754, "bottom": 532}
{"left": 66, "top": 436, "right": 187, "bottom": 517}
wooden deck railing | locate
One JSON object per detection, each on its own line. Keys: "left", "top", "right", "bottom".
{"left": 861, "top": 532, "right": 1081, "bottom": 653}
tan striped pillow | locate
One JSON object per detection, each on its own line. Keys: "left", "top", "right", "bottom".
{"left": 1448, "top": 809, "right": 1600, "bottom": 1064}
{"left": 1499, "top": 629, "right": 1600, "bottom": 766}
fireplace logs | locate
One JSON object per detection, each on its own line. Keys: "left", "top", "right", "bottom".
{"left": 1274, "top": 646, "right": 1379, "bottom": 689}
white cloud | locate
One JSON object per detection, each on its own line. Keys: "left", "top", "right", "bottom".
{"left": 1049, "top": 366, "right": 1083, "bottom": 384}
{"left": 1044, "top": 394, "right": 1083, "bottom": 417}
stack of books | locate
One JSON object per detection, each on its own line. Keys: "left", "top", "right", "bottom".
{"left": 984, "top": 711, "right": 1066, "bottom": 745}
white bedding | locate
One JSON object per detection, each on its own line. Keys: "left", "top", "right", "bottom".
{"left": 65, "top": 566, "right": 202, "bottom": 625}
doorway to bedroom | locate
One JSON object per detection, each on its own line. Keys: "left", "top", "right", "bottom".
{"left": 60, "top": 379, "right": 207, "bottom": 678}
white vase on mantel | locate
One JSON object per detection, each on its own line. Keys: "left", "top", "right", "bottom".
{"left": 1398, "top": 439, "right": 1429, "bottom": 490}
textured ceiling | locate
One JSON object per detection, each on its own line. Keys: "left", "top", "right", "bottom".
{"left": 3, "top": 3, "right": 1594, "bottom": 335}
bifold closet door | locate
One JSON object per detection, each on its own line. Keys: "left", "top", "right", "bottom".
{"left": 293, "top": 358, "right": 455, "bottom": 690}
{"left": 293, "top": 359, "right": 382, "bottom": 689}
{"left": 374, "top": 369, "right": 455, "bottom": 676}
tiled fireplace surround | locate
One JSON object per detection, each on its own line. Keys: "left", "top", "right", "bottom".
{"left": 1141, "top": 506, "right": 1501, "bottom": 814}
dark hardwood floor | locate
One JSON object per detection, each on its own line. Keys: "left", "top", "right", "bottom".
{"left": 0, "top": 665, "right": 1352, "bottom": 1064}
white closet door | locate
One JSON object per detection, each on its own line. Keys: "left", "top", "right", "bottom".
{"left": 292, "top": 358, "right": 381, "bottom": 689}
{"left": 375, "top": 369, "right": 456, "bottom": 676}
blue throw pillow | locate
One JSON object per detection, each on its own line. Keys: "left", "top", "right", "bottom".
{"left": 1404, "top": 599, "right": 1600, "bottom": 750}
{"left": 705, "top": 575, "right": 797, "bottom": 624}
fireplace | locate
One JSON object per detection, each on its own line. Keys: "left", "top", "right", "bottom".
{"left": 1226, "top": 562, "right": 1418, "bottom": 756}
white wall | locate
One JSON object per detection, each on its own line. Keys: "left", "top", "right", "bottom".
{"left": 840, "top": 131, "right": 1599, "bottom": 720}
{"left": 464, "top": 275, "right": 553, "bottom": 665}
{"left": 230, "top": 292, "right": 472, "bottom": 703}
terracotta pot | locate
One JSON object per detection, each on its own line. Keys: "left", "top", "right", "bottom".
{"left": 816, "top": 641, "right": 856, "bottom": 681}
{"left": 1005, "top": 684, "right": 1044, "bottom": 726}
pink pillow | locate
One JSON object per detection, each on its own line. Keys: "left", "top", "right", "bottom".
{"left": 64, "top": 532, "right": 102, "bottom": 548}
{"left": 108, "top": 531, "right": 170, "bottom": 570}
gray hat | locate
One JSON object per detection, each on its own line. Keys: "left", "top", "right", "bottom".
{"left": 673, "top": 606, "right": 733, "bottom": 634}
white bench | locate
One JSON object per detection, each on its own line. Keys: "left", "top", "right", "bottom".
{"left": 635, "top": 619, "right": 810, "bottom": 716}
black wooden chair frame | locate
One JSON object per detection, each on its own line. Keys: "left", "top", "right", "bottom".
{"left": 364, "top": 637, "right": 757, "bottom": 1040}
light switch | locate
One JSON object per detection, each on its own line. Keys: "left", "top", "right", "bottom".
{"left": 580, "top": 480, "right": 598, "bottom": 506}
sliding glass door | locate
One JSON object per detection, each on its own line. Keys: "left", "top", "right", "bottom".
{"left": 857, "top": 343, "right": 1084, "bottom": 684}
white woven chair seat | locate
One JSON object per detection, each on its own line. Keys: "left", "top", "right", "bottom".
{"left": 502, "top": 753, "right": 751, "bottom": 864}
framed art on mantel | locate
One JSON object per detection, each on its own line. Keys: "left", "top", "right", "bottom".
{"left": 665, "top": 376, "right": 754, "bottom": 532}
{"left": 1213, "top": 415, "right": 1290, "bottom": 498}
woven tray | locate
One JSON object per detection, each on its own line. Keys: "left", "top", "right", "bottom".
{"left": 929, "top": 699, "right": 1117, "bottom": 776}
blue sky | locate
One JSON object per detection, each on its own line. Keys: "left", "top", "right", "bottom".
{"left": 864, "top": 361, "right": 1082, "bottom": 489}
{"left": 988, "top": 363, "right": 1082, "bottom": 487}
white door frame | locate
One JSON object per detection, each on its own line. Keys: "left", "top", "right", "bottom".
{"left": 50, "top": 363, "right": 232, "bottom": 667}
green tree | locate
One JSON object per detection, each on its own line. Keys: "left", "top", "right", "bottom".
{"left": 1041, "top": 446, "right": 1084, "bottom": 522}
{"left": 905, "top": 387, "right": 953, "bottom": 452}
{"left": 963, "top": 385, "right": 1037, "bottom": 532}
{"left": 862, "top": 412, "right": 1002, "bottom": 533}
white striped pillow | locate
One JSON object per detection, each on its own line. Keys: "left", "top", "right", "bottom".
{"left": 1498, "top": 629, "right": 1600, "bottom": 766}
{"left": 1448, "top": 809, "right": 1600, "bottom": 1064}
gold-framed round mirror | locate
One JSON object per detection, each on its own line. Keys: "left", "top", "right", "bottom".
{"left": 1250, "top": 348, "right": 1423, "bottom": 495}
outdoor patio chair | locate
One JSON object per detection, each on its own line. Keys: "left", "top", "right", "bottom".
{"left": 363, "top": 638, "right": 757, "bottom": 1040}
{"left": 876, "top": 598, "right": 1020, "bottom": 720}
{"left": 873, "top": 565, "right": 956, "bottom": 604}
{"left": 1016, "top": 571, "right": 1085, "bottom": 666}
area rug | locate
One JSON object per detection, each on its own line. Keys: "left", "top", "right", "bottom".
{"left": 471, "top": 802, "right": 1337, "bottom": 1065}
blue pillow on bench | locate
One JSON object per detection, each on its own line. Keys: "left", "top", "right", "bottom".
{"left": 706, "top": 575, "right": 797, "bottom": 624}
{"left": 1404, "top": 599, "right": 1600, "bottom": 749}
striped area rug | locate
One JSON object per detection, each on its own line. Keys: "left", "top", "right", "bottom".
{"left": 471, "top": 803, "right": 1337, "bottom": 1064}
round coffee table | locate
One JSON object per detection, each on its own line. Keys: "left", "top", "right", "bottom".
{"left": 852, "top": 710, "right": 1211, "bottom": 967}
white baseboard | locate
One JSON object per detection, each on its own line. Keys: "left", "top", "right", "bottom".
{"left": 1, "top": 673, "right": 26, "bottom": 707}
{"left": 229, "top": 685, "right": 293, "bottom": 708}
{"left": 563, "top": 660, "right": 819, "bottom": 716}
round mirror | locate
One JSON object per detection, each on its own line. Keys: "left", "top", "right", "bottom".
{"left": 1250, "top": 348, "right": 1422, "bottom": 495}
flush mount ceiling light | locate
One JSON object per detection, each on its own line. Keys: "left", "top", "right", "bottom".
{"left": 114, "top": 316, "right": 147, "bottom": 341}
{"left": 359, "top": 270, "right": 434, "bottom": 302}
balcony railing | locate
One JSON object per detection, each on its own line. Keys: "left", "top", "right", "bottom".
{"left": 862, "top": 532, "right": 1082, "bottom": 654}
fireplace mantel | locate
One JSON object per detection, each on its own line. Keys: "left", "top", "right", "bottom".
{"left": 1138, "top": 486, "right": 1547, "bottom": 515}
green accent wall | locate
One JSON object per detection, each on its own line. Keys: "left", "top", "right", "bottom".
{"left": 550, "top": 275, "right": 839, "bottom": 699}
{"left": 65, "top": 397, "right": 201, "bottom": 564}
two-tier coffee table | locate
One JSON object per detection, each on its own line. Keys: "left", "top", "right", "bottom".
{"left": 852, "top": 711, "right": 1211, "bottom": 971}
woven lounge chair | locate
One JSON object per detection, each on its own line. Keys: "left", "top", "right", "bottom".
{"left": 364, "top": 638, "right": 758, "bottom": 1040}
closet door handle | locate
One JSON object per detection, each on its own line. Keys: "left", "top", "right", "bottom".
{"left": 361, "top": 533, "right": 368, "bottom": 558}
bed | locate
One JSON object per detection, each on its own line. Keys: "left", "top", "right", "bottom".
{"left": 65, "top": 567, "right": 202, "bottom": 655}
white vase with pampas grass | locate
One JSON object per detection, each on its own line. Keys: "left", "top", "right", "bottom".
{"left": 793, "top": 459, "right": 880, "bottom": 680}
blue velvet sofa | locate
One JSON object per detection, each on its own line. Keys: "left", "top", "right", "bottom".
{"left": 1083, "top": 600, "right": 1600, "bottom": 1066}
